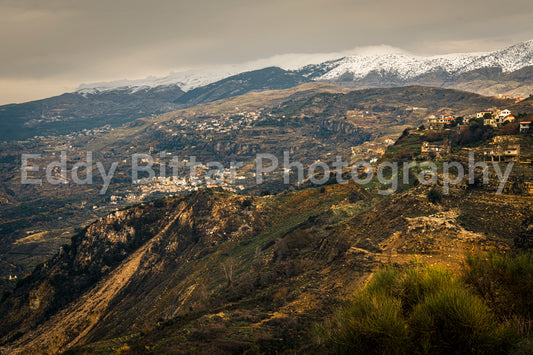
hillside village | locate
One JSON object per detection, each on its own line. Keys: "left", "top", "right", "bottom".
{"left": 425, "top": 108, "right": 526, "bottom": 130}
{"left": 6, "top": 99, "right": 533, "bottom": 207}
{"left": 1, "top": 85, "right": 532, "bottom": 282}
{"left": 422, "top": 105, "right": 532, "bottom": 161}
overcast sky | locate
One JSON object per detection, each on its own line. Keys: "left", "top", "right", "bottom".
{"left": 1, "top": 0, "right": 532, "bottom": 104}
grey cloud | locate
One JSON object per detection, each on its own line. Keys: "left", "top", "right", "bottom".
{"left": 0, "top": 0, "right": 532, "bottom": 103}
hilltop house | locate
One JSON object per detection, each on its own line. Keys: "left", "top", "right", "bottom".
{"left": 483, "top": 144, "right": 520, "bottom": 162}
{"left": 477, "top": 109, "right": 514, "bottom": 127}
{"left": 499, "top": 109, "right": 512, "bottom": 118}
{"left": 484, "top": 112, "right": 515, "bottom": 128}
{"left": 520, "top": 121, "right": 531, "bottom": 133}
{"left": 426, "top": 115, "right": 456, "bottom": 130}
{"left": 498, "top": 94, "right": 525, "bottom": 102}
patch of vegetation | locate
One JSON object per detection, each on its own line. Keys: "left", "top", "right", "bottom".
{"left": 463, "top": 252, "right": 533, "bottom": 323}
{"left": 427, "top": 187, "right": 443, "bottom": 204}
{"left": 450, "top": 122, "right": 494, "bottom": 147}
{"left": 316, "top": 262, "right": 519, "bottom": 354}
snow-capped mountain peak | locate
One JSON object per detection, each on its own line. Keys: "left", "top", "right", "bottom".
{"left": 75, "top": 40, "right": 533, "bottom": 94}
{"left": 301, "top": 40, "right": 533, "bottom": 81}
{"left": 456, "top": 40, "right": 533, "bottom": 74}
{"left": 304, "top": 52, "right": 480, "bottom": 81}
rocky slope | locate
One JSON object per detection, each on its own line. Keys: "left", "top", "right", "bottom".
{"left": 1, "top": 164, "right": 531, "bottom": 353}
{"left": 0, "top": 84, "right": 526, "bottom": 281}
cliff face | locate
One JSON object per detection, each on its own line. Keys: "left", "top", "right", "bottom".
{"left": 0, "top": 199, "right": 177, "bottom": 344}
{"left": 0, "top": 181, "right": 531, "bottom": 353}
{"left": 0, "top": 190, "right": 268, "bottom": 353}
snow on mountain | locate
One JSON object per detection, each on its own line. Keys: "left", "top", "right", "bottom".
{"left": 76, "top": 66, "right": 245, "bottom": 94}
{"left": 76, "top": 40, "right": 533, "bottom": 94}
{"left": 456, "top": 40, "right": 533, "bottom": 74}
{"left": 304, "top": 52, "right": 482, "bottom": 81}
{"left": 304, "top": 40, "right": 533, "bottom": 81}
{"left": 74, "top": 51, "right": 362, "bottom": 94}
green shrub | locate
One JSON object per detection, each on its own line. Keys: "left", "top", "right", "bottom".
{"left": 427, "top": 187, "right": 443, "bottom": 204}
{"left": 410, "top": 287, "right": 512, "bottom": 354}
{"left": 463, "top": 252, "right": 533, "bottom": 323}
{"left": 316, "top": 264, "right": 517, "bottom": 354}
{"left": 316, "top": 289, "right": 409, "bottom": 355}
{"left": 400, "top": 265, "right": 460, "bottom": 312}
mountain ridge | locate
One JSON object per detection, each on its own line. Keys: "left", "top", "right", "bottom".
{"left": 173, "top": 67, "right": 311, "bottom": 107}
{"left": 75, "top": 40, "right": 533, "bottom": 94}
{"left": 300, "top": 40, "right": 533, "bottom": 82}
{"left": 0, "top": 68, "right": 310, "bottom": 141}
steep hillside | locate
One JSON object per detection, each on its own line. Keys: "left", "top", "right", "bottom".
{"left": 1, "top": 155, "right": 531, "bottom": 353}
{"left": 0, "top": 85, "right": 185, "bottom": 141}
{"left": 0, "top": 83, "right": 356, "bottom": 279}
{"left": 273, "top": 85, "right": 511, "bottom": 132}
{"left": 0, "top": 85, "right": 524, "bottom": 280}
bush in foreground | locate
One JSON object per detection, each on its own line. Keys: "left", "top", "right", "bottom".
{"left": 463, "top": 252, "right": 533, "bottom": 332}
{"left": 316, "top": 263, "right": 516, "bottom": 354}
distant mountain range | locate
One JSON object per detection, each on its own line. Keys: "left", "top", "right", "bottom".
{"left": 298, "top": 40, "right": 533, "bottom": 81}
{"left": 297, "top": 40, "right": 533, "bottom": 96}
{"left": 1, "top": 40, "right": 532, "bottom": 141}
{"left": 0, "top": 68, "right": 308, "bottom": 140}
{"left": 76, "top": 40, "right": 533, "bottom": 94}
